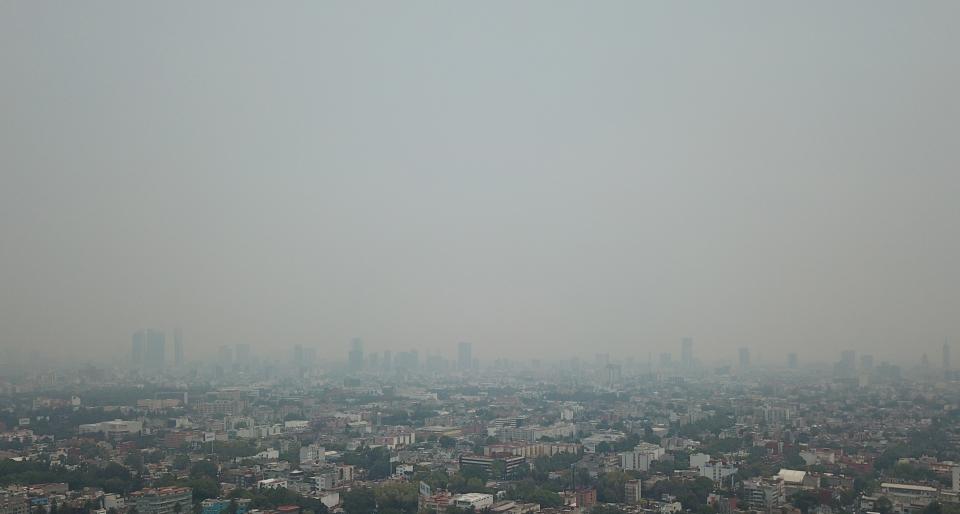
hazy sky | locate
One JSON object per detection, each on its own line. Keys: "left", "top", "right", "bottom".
{"left": 2, "top": 2, "right": 959, "bottom": 365}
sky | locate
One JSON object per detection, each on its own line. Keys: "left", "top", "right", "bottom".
{"left": 2, "top": 2, "right": 959, "bottom": 366}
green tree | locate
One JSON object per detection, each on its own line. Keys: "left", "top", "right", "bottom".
{"left": 342, "top": 488, "right": 377, "bottom": 514}
{"left": 190, "top": 461, "right": 218, "bottom": 480}
{"left": 875, "top": 497, "right": 893, "bottom": 514}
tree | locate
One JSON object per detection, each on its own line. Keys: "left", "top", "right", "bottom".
{"left": 375, "top": 482, "right": 418, "bottom": 514}
{"left": 173, "top": 454, "right": 191, "bottom": 471}
{"left": 124, "top": 452, "right": 145, "bottom": 474}
{"left": 342, "top": 488, "right": 377, "bottom": 514}
{"left": 875, "top": 497, "right": 893, "bottom": 514}
{"left": 190, "top": 460, "right": 218, "bottom": 480}
{"left": 791, "top": 490, "right": 821, "bottom": 514}
{"left": 173, "top": 503, "right": 182, "bottom": 514}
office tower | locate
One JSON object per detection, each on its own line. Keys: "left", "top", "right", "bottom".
{"left": 659, "top": 353, "right": 672, "bottom": 367}
{"left": 860, "top": 354, "right": 874, "bottom": 370}
{"left": 218, "top": 345, "right": 234, "bottom": 366}
{"left": 348, "top": 338, "right": 364, "bottom": 372}
{"left": 132, "top": 330, "right": 146, "bottom": 367}
{"left": 738, "top": 347, "right": 750, "bottom": 368}
{"left": 605, "top": 364, "right": 622, "bottom": 386}
{"left": 173, "top": 328, "right": 184, "bottom": 367}
{"left": 787, "top": 353, "right": 798, "bottom": 369}
{"left": 382, "top": 350, "right": 392, "bottom": 371}
{"left": 457, "top": 341, "right": 473, "bottom": 371}
{"left": 293, "top": 344, "right": 304, "bottom": 364}
{"left": 625, "top": 480, "right": 642, "bottom": 505}
{"left": 681, "top": 337, "right": 694, "bottom": 368}
{"left": 144, "top": 330, "right": 166, "bottom": 370}
{"left": 840, "top": 350, "right": 856, "bottom": 370}
{"left": 235, "top": 344, "right": 250, "bottom": 365}
{"left": 303, "top": 347, "right": 317, "bottom": 367}
{"left": 944, "top": 341, "right": 951, "bottom": 371}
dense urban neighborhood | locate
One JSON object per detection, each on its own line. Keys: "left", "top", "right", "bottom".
{"left": 2, "top": 340, "right": 959, "bottom": 514}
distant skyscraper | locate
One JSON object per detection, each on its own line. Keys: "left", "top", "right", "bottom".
{"left": 738, "top": 347, "right": 750, "bottom": 368}
{"left": 681, "top": 337, "right": 694, "bottom": 368}
{"left": 218, "top": 345, "right": 234, "bottom": 366}
{"left": 132, "top": 330, "right": 146, "bottom": 368}
{"left": 659, "top": 353, "right": 672, "bottom": 367}
{"left": 144, "top": 330, "right": 165, "bottom": 370}
{"left": 382, "top": 350, "right": 392, "bottom": 371}
{"left": 457, "top": 342, "right": 473, "bottom": 371}
{"left": 235, "top": 343, "right": 250, "bottom": 365}
{"left": 944, "top": 341, "right": 951, "bottom": 371}
{"left": 787, "top": 353, "right": 798, "bottom": 369}
{"left": 860, "top": 354, "right": 874, "bottom": 370}
{"left": 840, "top": 350, "right": 856, "bottom": 370}
{"left": 348, "top": 338, "right": 364, "bottom": 372}
{"left": 173, "top": 328, "right": 184, "bottom": 367}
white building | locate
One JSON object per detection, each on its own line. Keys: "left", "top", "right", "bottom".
{"left": 690, "top": 453, "right": 710, "bottom": 470}
{"left": 257, "top": 478, "right": 288, "bottom": 490}
{"left": 619, "top": 443, "right": 665, "bottom": 471}
{"left": 79, "top": 419, "right": 143, "bottom": 437}
{"left": 702, "top": 461, "right": 738, "bottom": 485}
{"left": 452, "top": 494, "right": 494, "bottom": 510}
{"left": 300, "top": 444, "right": 325, "bottom": 467}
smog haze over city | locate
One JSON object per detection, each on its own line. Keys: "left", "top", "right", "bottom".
{"left": 4, "top": 2, "right": 959, "bottom": 368}
{"left": 2, "top": 4, "right": 960, "bottom": 514}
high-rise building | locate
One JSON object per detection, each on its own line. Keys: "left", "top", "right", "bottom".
{"left": 235, "top": 344, "right": 250, "bottom": 365}
{"left": 944, "top": 341, "right": 951, "bottom": 371}
{"left": 218, "top": 345, "right": 234, "bottom": 366}
{"left": 130, "top": 487, "right": 192, "bottom": 514}
{"left": 738, "top": 347, "right": 750, "bottom": 368}
{"left": 457, "top": 342, "right": 473, "bottom": 371}
{"left": 840, "top": 350, "right": 856, "bottom": 369}
{"left": 860, "top": 354, "right": 874, "bottom": 370}
{"left": 173, "top": 328, "right": 184, "bottom": 367}
{"left": 382, "top": 350, "right": 392, "bottom": 371}
{"left": 681, "top": 337, "right": 694, "bottom": 368}
{"left": 348, "top": 338, "right": 364, "bottom": 372}
{"left": 787, "top": 353, "right": 798, "bottom": 369}
{"left": 659, "top": 353, "right": 672, "bottom": 367}
{"left": 132, "top": 330, "right": 146, "bottom": 368}
{"left": 625, "top": 479, "right": 642, "bottom": 505}
{"left": 141, "top": 330, "right": 166, "bottom": 370}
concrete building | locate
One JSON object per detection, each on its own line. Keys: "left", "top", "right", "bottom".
{"left": 451, "top": 494, "right": 494, "bottom": 511}
{"left": 348, "top": 338, "right": 364, "bottom": 373}
{"left": 0, "top": 491, "right": 29, "bottom": 514}
{"left": 625, "top": 479, "right": 642, "bottom": 505}
{"left": 457, "top": 341, "right": 473, "bottom": 371}
{"left": 681, "top": 337, "right": 694, "bottom": 368}
{"left": 129, "top": 487, "right": 192, "bottom": 514}
{"left": 744, "top": 477, "right": 784, "bottom": 511}
{"left": 619, "top": 443, "right": 664, "bottom": 471}
{"left": 173, "top": 329, "right": 184, "bottom": 367}
{"left": 299, "top": 443, "right": 325, "bottom": 468}
{"left": 201, "top": 499, "right": 250, "bottom": 514}
{"left": 79, "top": 419, "right": 143, "bottom": 437}
{"left": 702, "top": 461, "right": 738, "bottom": 486}
{"left": 459, "top": 454, "right": 526, "bottom": 478}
